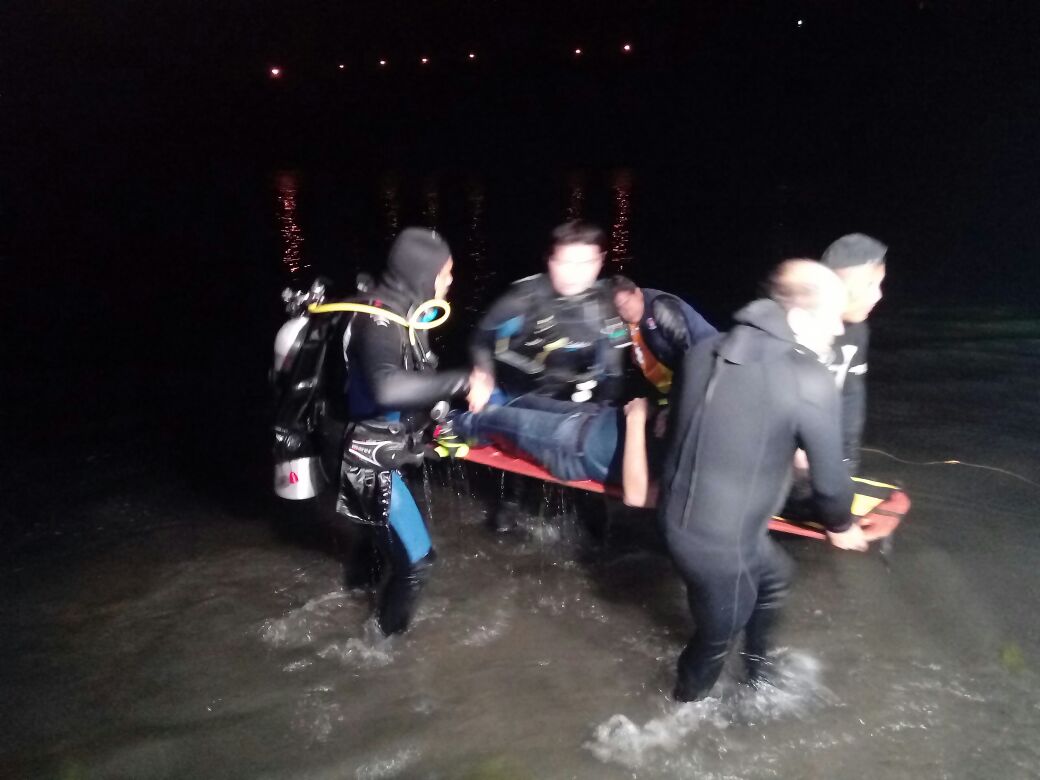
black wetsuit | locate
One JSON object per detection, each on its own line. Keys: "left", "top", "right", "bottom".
{"left": 659, "top": 298, "right": 854, "bottom": 701}
{"left": 471, "top": 274, "right": 629, "bottom": 402}
{"left": 827, "top": 320, "right": 869, "bottom": 474}
{"left": 336, "top": 228, "right": 468, "bottom": 635}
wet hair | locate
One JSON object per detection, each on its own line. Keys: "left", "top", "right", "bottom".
{"left": 551, "top": 220, "right": 605, "bottom": 251}
{"left": 610, "top": 275, "right": 640, "bottom": 296}
{"left": 767, "top": 259, "right": 839, "bottom": 313}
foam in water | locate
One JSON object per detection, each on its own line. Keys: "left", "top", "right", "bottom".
{"left": 315, "top": 618, "right": 396, "bottom": 668}
{"left": 259, "top": 589, "right": 352, "bottom": 648}
{"left": 460, "top": 607, "right": 511, "bottom": 647}
{"left": 354, "top": 747, "right": 420, "bottom": 780}
{"left": 292, "top": 685, "right": 342, "bottom": 745}
{"left": 586, "top": 651, "right": 837, "bottom": 769}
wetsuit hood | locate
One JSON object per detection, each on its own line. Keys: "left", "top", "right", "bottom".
{"left": 377, "top": 228, "right": 451, "bottom": 310}
{"left": 718, "top": 298, "right": 799, "bottom": 364}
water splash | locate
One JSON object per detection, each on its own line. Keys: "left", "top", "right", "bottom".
{"left": 460, "top": 608, "right": 512, "bottom": 647}
{"left": 586, "top": 652, "right": 837, "bottom": 769}
{"left": 316, "top": 619, "right": 396, "bottom": 668}
{"left": 259, "top": 590, "right": 351, "bottom": 648}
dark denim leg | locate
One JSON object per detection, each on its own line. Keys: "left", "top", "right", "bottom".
{"left": 454, "top": 404, "right": 591, "bottom": 482}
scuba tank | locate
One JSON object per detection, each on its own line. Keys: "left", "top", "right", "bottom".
{"left": 272, "top": 277, "right": 356, "bottom": 500}
{"left": 272, "top": 272, "right": 451, "bottom": 499}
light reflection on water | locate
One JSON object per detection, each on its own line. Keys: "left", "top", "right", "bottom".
{"left": 567, "top": 172, "right": 586, "bottom": 221}
{"left": 464, "top": 178, "right": 494, "bottom": 315}
{"left": 275, "top": 171, "right": 306, "bottom": 276}
{"left": 380, "top": 173, "right": 401, "bottom": 247}
{"left": 610, "top": 169, "right": 633, "bottom": 273}
{"left": 422, "top": 177, "right": 439, "bottom": 229}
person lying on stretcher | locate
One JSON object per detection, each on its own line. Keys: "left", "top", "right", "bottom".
{"left": 438, "top": 395, "right": 890, "bottom": 540}
{"left": 439, "top": 395, "right": 664, "bottom": 508}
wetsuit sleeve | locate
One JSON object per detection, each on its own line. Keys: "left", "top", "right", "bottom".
{"left": 355, "top": 315, "right": 468, "bottom": 411}
{"left": 470, "top": 286, "right": 529, "bottom": 375}
{"left": 795, "top": 362, "right": 855, "bottom": 533}
{"left": 840, "top": 325, "right": 869, "bottom": 471}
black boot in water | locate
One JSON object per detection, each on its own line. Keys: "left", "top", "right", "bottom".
{"left": 377, "top": 548, "right": 437, "bottom": 635}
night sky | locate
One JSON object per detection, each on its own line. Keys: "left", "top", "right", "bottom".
{"left": 6, "top": 3, "right": 1038, "bottom": 283}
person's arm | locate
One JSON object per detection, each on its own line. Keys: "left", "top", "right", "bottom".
{"left": 795, "top": 361, "right": 866, "bottom": 550}
{"left": 651, "top": 296, "right": 717, "bottom": 356}
{"left": 469, "top": 285, "right": 530, "bottom": 376}
{"left": 621, "top": 398, "right": 657, "bottom": 508}
{"left": 356, "top": 315, "right": 468, "bottom": 411}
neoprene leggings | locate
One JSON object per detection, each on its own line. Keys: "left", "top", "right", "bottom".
{"left": 388, "top": 471, "right": 431, "bottom": 564}
{"left": 666, "top": 532, "right": 794, "bottom": 699}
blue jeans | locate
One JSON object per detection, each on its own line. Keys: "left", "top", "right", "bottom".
{"left": 454, "top": 395, "right": 619, "bottom": 483}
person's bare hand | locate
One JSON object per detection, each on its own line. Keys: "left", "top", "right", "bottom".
{"left": 467, "top": 368, "right": 494, "bottom": 413}
{"left": 827, "top": 522, "right": 869, "bottom": 552}
{"left": 793, "top": 448, "right": 809, "bottom": 472}
{"left": 624, "top": 397, "right": 649, "bottom": 420}
{"left": 857, "top": 514, "right": 890, "bottom": 543}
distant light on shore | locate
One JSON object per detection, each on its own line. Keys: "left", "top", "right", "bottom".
{"left": 574, "top": 48, "right": 582, "bottom": 56}
{"left": 338, "top": 64, "right": 345, "bottom": 70}
{"left": 797, "top": 19, "right": 804, "bottom": 27}
{"left": 421, "top": 57, "right": 429, "bottom": 65}
{"left": 622, "top": 43, "right": 632, "bottom": 53}
{"left": 269, "top": 67, "right": 281, "bottom": 77}
{"left": 379, "top": 59, "right": 387, "bottom": 67}
{"left": 468, "top": 52, "right": 476, "bottom": 60}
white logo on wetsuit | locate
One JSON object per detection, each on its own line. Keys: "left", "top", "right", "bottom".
{"left": 828, "top": 344, "right": 866, "bottom": 389}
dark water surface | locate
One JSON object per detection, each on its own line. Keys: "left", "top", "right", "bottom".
{"left": 3, "top": 161, "right": 1039, "bottom": 778}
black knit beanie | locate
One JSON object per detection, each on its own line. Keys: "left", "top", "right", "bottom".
{"left": 821, "top": 233, "right": 888, "bottom": 270}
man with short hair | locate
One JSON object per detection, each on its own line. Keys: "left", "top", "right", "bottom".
{"left": 660, "top": 259, "right": 868, "bottom": 703}
{"left": 611, "top": 275, "right": 717, "bottom": 396}
{"left": 471, "top": 221, "right": 629, "bottom": 404}
{"left": 820, "top": 233, "right": 887, "bottom": 474}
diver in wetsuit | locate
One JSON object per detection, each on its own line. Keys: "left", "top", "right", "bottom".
{"left": 337, "top": 228, "right": 492, "bottom": 635}
{"left": 470, "top": 221, "right": 630, "bottom": 531}
{"left": 471, "top": 221, "right": 630, "bottom": 403}
{"left": 611, "top": 275, "right": 718, "bottom": 396}
{"left": 660, "top": 260, "right": 869, "bottom": 702}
